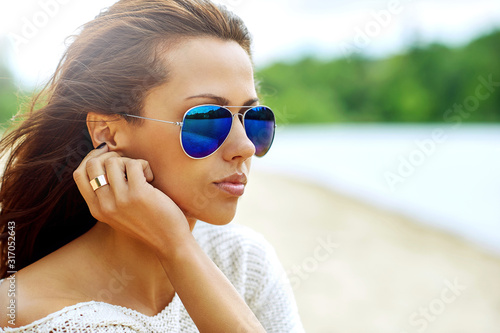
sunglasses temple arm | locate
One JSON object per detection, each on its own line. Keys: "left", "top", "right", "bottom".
{"left": 119, "top": 113, "right": 183, "bottom": 126}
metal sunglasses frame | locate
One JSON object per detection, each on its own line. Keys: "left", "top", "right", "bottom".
{"left": 119, "top": 104, "right": 276, "bottom": 159}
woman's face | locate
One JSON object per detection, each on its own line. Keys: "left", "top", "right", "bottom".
{"left": 119, "top": 37, "right": 258, "bottom": 227}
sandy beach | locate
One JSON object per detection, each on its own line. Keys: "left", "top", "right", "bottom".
{"left": 233, "top": 170, "right": 500, "bottom": 333}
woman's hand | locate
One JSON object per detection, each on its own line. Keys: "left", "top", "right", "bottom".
{"left": 73, "top": 144, "right": 191, "bottom": 252}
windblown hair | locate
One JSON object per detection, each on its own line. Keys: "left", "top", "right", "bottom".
{"left": 0, "top": 0, "right": 252, "bottom": 278}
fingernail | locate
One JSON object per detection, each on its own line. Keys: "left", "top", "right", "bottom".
{"left": 96, "top": 142, "right": 107, "bottom": 149}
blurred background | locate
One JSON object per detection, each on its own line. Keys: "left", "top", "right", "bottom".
{"left": 1, "top": 0, "right": 499, "bottom": 332}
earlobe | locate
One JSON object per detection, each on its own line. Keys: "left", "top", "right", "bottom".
{"left": 86, "top": 112, "right": 120, "bottom": 149}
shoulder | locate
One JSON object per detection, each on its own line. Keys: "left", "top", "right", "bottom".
{"left": 193, "top": 221, "right": 271, "bottom": 252}
{"left": 193, "top": 222, "right": 305, "bottom": 333}
{"left": 193, "top": 222, "right": 278, "bottom": 272}
{"left": 0, "top": 269, "right": 83, "bottom": 329}
{"left": 0, "top": 247, "right": 105, "bottom": 330}
{"left": 192, "top": 221, "right": 284, "bottom": 296}
{"left": 0, "top": 288, "right": 141, "bottom": 332}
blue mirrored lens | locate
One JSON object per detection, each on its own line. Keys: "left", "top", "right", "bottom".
{"left": 181, "top": 106, "right": 232, "bottom": 158}
{"left": 244, "top": 106, "right": 275, "bottom": 157}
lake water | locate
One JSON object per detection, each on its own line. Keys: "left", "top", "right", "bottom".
{"left": 251, "top": 124, "right": 500, "bottom": 254}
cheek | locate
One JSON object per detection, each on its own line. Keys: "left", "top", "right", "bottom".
{"left": 125, "top": 124, "right": 195, "bottom": 197}
{"left": 151, "top": 157, "right": 239, "bottom": 224}
{"left": 148, "top": 151, "right": 211, "bottom": 215}
{"left": 125, "top": 126, "right": 244, "bottom": 224}
{"left": 149, "top": 150, "right": 198, "bottom": 198}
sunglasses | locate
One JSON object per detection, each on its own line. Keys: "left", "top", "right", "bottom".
{"left": 120, "top": 104, "right": 276, "bottom": 159}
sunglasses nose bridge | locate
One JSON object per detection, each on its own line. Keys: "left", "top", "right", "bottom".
{"left": 223, "top": 111, "right": 255, "bottom": 156}
{"left": 234, "top": 112, "right": 244, "bottom": 124}
{"left": 228, "top": 112, "right": 246, "bottom": 133}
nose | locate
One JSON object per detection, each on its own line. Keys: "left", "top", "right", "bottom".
{"left": 221, "top": 113, "right": 255, "bottom": 161}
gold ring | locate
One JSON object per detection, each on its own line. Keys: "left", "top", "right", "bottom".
{"left": 90, "top": 174, "right": 109, "bottom": 191}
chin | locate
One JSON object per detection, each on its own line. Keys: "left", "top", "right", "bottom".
{"left": 203, "top": 217, "right": 234, "bottom": 226}
{"left": 182, "top": 198, "right": 238, "bottom": 225}
{"left": 197, "top": 210, "right": 236, "bottom": 226}
{"left": 187, "top": 204, "right": 238, "bottom": 226}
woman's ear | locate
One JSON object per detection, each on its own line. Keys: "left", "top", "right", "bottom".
{"left": 86, "top": 112, "right": 122, "bottom": 150}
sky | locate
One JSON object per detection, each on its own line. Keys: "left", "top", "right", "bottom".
{"left": 1, "top": 0, "right": 500, "bottom": 88}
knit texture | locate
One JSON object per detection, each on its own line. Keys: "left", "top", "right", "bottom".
{"left": 1, "top": 222, "right": 304, "bottom": 332}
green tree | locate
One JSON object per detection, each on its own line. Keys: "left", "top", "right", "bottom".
{"left": 256, "top": 30, "right": 500, "bottom": 124}
{"left": 0, "top": 38, "right": 19, "bottom": 126}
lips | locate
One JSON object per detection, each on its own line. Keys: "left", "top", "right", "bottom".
{"left": 213, "top": 173, "right": 247, "bottom": 197}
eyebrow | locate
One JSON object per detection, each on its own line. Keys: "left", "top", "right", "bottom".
{"left": 186, "top": 94, "right": 260, "bottom": 108}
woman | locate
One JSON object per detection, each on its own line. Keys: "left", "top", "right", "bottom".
{"left": 0, "top": 0, "right": 303, "bottom": 331}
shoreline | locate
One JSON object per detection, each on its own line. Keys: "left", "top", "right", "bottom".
{"left": 250, "top": 124, "right": 500, "bottom": 257}
{"left": 252, "top": 166, "right": 500, "bottom": 256}
{"left": 234, "top": 170, "right": 500, "bottom": 332}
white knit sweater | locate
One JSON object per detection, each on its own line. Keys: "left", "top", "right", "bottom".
{"left": 0, "top": 222, "right": 304, "bottom": 332}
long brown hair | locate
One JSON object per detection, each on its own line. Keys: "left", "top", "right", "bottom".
{"left": 0, "top": 0, "right": 252, "bottom": 278}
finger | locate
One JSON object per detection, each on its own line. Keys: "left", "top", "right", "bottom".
{"left": 141, "top": 159, "right": 154, "bottom": 183}
{"left": 105, "top": 156, "right": 129, "bottom": 196}
{"left": 87, "top": 153, "right": 128, "bottom": 206}
{"left": 73, "top": 144, "right": 110, "bottom": 202}
{"left": 125, "top": 159, "right": 154, "bottom": 190}
{"left": 86, "top": 157, "right": 107, "bottom": 181}
{"left": 79, "top": 143, "right": 110, "bottom": 172}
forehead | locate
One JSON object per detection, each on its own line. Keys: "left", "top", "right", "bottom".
{"left": 160, "top": 37, "right": 256, "bottom": 98}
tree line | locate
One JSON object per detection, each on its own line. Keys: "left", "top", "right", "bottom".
{"left": 256, "top": 30, "right": 500, "bottom": 124}
{"left": 0, "top": 30, "right": 499, "bottom": 125}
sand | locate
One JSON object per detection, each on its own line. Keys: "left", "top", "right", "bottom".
{"left": 233, "top": 170, "right": 500, "bottom": 333}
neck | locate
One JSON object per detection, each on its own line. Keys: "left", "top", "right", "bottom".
{"left": 77, "top": 221, "right": 190, "bottom": 315}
